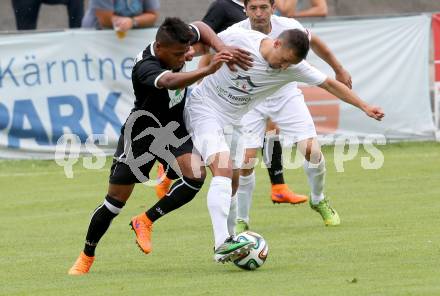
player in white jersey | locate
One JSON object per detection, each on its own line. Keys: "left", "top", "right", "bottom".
{"left": 233, "top": 0, "right": 353, "bottom": 232}
{"left": 184, "top": 26, "right": 384, "bottom": 262}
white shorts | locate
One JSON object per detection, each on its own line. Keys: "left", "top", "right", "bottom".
{"left": 241, "top": 94, "right": 317, "bottom": 148}
{"left": 184, "top": 95, "right": 246, "bottom": 169}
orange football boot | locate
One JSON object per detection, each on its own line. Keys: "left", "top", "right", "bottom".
{"left": 130, "top": 213, "right": 153, "bottom": 254}
{"left": 271, "top": 184, "right": 308, "bottom": 204}
{"left": 68, "top": 251, "right": 95, "bottom": 275}
{"left": 155, "top": 164, "right": 172, "bottom": 199}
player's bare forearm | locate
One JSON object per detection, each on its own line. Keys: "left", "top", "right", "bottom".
{"left": 319, "top": 78, "right": 385, "bottom": 120}
{"left": 158, "top": 51, "right": 232, "bottom": 90}
{"left": 191, "top": 21, "right": 224, "bottom": 52}
{"left": 191, "top": 43, "right": 211, "bottom": 56}
{"left": 311, "top": 34, "right": 352, "bottom": 88}
{"left": 195, "top": 54, "right": 213, "bottom": 84}
{"left": 319, "top": 78, "right": 367, "bottom": 111}
{"left": 157, "top": 69, "right": 213, "bottom": 90}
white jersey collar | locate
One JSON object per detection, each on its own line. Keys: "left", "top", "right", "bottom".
{"left": 150, "top": 41, "right": 156, "bottom": 56}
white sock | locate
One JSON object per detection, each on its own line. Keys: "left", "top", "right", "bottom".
{"left": 207, "top": 176, "right": 232, "bottom": 249}
{"left": 227, "top": 194, "right": 237, "bottom": 237}
{"left": 304, "top": 155, "right": 326, "bottom": 205}
{"left": 236, "top": 172, "right": 256, "bottom": 223}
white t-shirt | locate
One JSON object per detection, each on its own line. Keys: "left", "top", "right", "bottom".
{"left": 231, "top": 15, "right": 312, "bottom": 101}
{"left": 189, "top": 26, "right": 326, "bottom": 125}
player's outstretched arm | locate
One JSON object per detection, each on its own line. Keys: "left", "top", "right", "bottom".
{"left": 310, "top": 34, "right": 352, "bottom": 88}
{"left": 319, "top": 78, "right": 385, "bottom": 121}
{"left": 157, "top": 51, "right": 233, "bottom": 90}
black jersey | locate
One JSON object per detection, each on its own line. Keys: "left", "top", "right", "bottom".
{"left": 202, "top": 0, "right": 246, "bottom": 33}
{"left": 126, "top": 25, "right": 200, "bottom": 138}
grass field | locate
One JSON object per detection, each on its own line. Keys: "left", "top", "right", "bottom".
{"left": 1, "top": 142, "right": 440, "bottom": 296}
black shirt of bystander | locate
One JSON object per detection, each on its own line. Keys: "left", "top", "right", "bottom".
{"left": 12, "top": 0, "right": 84, "bottom": 30}
{"left": 202, "top": 0, "right": 246, "bottom": 33}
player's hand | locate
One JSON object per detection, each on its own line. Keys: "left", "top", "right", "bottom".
{"left": 335, "top": 68, "right": 352, "bottom": 89}
{"left": 220, "top": 46, "right": 253, "bottom": 71}
{"left": 364, "top": 105, "right": 385, "bottom": 121}
{"left": 206, "top": 50, "right": 234, "bottom": 74}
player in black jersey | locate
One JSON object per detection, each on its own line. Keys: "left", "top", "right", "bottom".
{"left": 68, "top": 17, "right": 253, "bottom": 275}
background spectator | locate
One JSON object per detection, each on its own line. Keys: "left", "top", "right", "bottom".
{"left": 81, "top": 0, "right": 160, "bottom": 33}
{"left": 12, "top": 0, "right": 84, "bottom": 30}
{"left": 275, "top": 0, "right": 328, "bottom": 17}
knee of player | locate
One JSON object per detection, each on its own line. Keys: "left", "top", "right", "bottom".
{"left": 211, "top": 166, "right": 233, "bottom": 179}
{"left": 299, "top": 138, "right": 321, "bottom": 162}
{"left": 184, "top": 166, "right": 207, "bottom": 183}
{"left": 242, "top": 149, "right": 258, "bottom": 170}
{"left": 208, "top": 160, "right": 233, "bottom": 178}
{"left": 107, "top": 184, "right": 134, "bottom": 202}
{"left": 179, "top": 157, "right": 207, "bottom": 181}
{"left": 305, "top": 147, "right": 322, "bottom": 163}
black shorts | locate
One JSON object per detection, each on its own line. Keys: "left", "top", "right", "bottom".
{"left": 109, "top": 133, "right": 194, "bottom": 185}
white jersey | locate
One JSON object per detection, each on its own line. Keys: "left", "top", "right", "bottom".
{"left": 232, "top": 14, "right": 310, "bottom": 40}
{"left": 189, "top": 26, "right": 326, "bottom": 125}
{"left": 231, "top": 15, "right": 312, "bottom": 101}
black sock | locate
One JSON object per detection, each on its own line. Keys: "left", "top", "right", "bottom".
{"left": 262, "top": 137, "right": 285, "bottom": 185}
{"left": 146, "top": 176, "right": 203, "bottom": 222}
{"left": 83, "top": 195, "right": 125, "bottom": 257}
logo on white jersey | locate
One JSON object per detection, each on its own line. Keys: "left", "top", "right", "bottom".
{"left": 168, "top": 88, "right": 185, "bottom": 108}
{"left": 229, "top": 75, "right": 261, "bottom": 95}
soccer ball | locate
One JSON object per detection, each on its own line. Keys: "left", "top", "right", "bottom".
{"left": 233, "top": 231, "right": 269, "bottom": 270}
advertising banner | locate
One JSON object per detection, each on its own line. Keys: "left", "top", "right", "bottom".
{"left": 0, "top": 14, "right": 436, "bottom": 158}
{"left": 0, "top": 29, "right": 154, "bottom": 158}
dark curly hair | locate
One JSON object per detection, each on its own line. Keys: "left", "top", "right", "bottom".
{"left": 156, "top": 17, "right": 194, "bottom": 45}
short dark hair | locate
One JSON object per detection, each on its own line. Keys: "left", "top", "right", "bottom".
{"left": 156, "top": 17, "right": 194, "bottom": 45}
{"left": 278, "top": 29, "right": 310, "bottom": 60}
{"left": 244, "top": 0, "right": 275, "bottom": 7}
